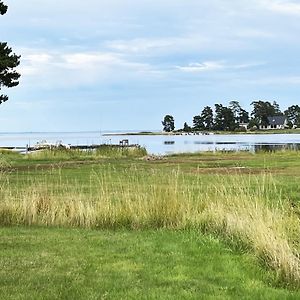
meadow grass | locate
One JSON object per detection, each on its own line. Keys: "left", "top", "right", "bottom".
{"left": 1, "top": 149, "right": 300, "bottom": 289}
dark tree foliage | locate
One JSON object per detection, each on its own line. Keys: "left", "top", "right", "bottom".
{"left": 251, "top": 101, "right": 277, "bottom": 127}
{"left": 0, "top": 1, "right": 20, "bottom": 104}
{"left": 162, "top": 100, "right": 299, "bottom": 132}
{"left": 214, "top": 104, "right": 235, "bottom": 131}
{"left": 162, "top": 115, "right": 175, "bottom": 132}
{"left": 182, "top": 122, "right": 192, "bottom": 132}
{"left": 192, "top": 115, "right": 204, "bottom": 131}
{"left": 0, "top": 1, "right": 8, "bottom": 15}
{"left": 229, "top": 101, "right": 241, "bottom": 120}
{"left": 273, "top": 101, "right": 283, "bottom": 116}
{"left": 229, "top": 101, "right": 249, "bottom": 125}
{"left": 193, "top": 106, "right": 214, "bottom": 131}
{"left": 285, "top": 105, "right": 300, "bottom": 128}
{"left": 238, "top": 109, "right": 249, "bottom": 124}
{"left": 200, "top": 106, "right": 214, "bottom": 130}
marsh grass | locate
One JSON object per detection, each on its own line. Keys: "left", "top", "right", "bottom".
{"left": 25, "top": 146, "right": 147, "bottom": 160}
{"left": 0, "top": 163, "right": 300, "bottom": 288}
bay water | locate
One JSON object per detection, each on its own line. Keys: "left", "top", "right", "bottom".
{"left": 0, "top": 131, "right": 300, "bottom": 155}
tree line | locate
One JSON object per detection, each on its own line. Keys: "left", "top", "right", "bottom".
{"left": 162, "top": 101, "right": 300, "bottom": 132}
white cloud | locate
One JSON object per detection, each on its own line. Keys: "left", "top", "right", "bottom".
{"left": 16, "top": 48, "right": 158, "bottom": 89}
{"left": 262, "top": 0, "right": 300, "bottom": 15}
{"left": 61, "top": 53, "right": 123, "bottom": 69}
{"left": 60, "top": 52, "right": 155, "bottom": 76}
{"left": 105, "top": 35, "right": 213, "bottom": 55}
{"left": 18, "top": 52, "right": 53, "bottom": 76}
{"left": 18, "top": 66, "right": 38, "bottom": 76}
{"left": 233, "top": 62, "right": 266, "bottom": 69}
{"left": 25, "top": 54, "right": 53, "bottom": 64}
{"left": 176, "top": 61, "right": 225, "bottom": 73}
{"left": 175, "top": 61, "right": 264, "bottom": 73}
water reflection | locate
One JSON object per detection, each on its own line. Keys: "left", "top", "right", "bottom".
{"left": 163, "top": 139, "right": 300, "bottom": 154}
{"left": 0, "top": 132, "right": 300, "bottom": 155}
{"left": 254, "top": 143, "right": 300, "bottom": 152}
{"left": 164, "top": 141, "right": 175, "bottom": 145}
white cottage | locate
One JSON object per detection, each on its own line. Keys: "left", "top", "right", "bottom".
{"left": 260, "top": 116, "right": 288, "bottom": 130}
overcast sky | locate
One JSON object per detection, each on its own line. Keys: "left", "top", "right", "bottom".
{"left": 1, "top": 0, "right": 300, "bottom": 132}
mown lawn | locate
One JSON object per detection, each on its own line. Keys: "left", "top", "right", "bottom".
{"left": 1, "top": 227, "right": 298, "bottom": 300}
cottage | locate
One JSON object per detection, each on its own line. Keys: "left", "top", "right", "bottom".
{"left": 259, "top": 116, "right": 288, "bottom": 130}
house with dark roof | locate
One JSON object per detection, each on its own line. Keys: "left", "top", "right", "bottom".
{"left": 259, "top": 116, "right": 288, "bottom": 130}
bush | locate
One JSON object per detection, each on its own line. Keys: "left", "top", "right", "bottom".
{"left": 234, "top": 127, "right": 247, "bottom": 133}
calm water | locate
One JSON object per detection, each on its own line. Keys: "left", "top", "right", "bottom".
{"left": 0, "top": 131, "right": 300, "bottom": 155}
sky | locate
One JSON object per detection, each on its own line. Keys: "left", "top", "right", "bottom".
{"left": 1, "top": 0, "right": 300, "bottom": 132}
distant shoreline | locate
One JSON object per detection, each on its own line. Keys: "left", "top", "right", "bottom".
{"left": 103, "top": 129, "right": 300, "bottom": 136}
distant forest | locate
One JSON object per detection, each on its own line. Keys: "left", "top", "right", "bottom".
{"left": 162, "top": 101, "right": 300, "bottom": 132}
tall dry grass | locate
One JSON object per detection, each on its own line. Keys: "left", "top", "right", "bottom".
{"left": 0, "top": 166, "right": 300, "bottom": 287}
{"left": 25, "top": 146, "right": 147, "bottom": 160}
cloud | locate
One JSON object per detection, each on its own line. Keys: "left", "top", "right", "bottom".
{"left": 105, "top": 35, "right": 215, "bottom": 56}
{"left": 61, "top": 52, "right": 124, "bottom": 69}
{"left": 176, "top": 61, "right": 264, "bottom": 73}
{"left": 26, "top": 53, "right": 52, "bottom": 64}
{"left": 176, "top": 61, "right": 225, "bottom": 73}
{"left": 16, "top": 48, "right": 157, "bottom": 89}
{"left": 262, "top": 0, "right": 300, "bottom": 15}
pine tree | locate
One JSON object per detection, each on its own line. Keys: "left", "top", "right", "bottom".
{"left": 162, "top": 115, "right": 175, "bottom": 132}
{"left": 200, "top": 106, "right": 214, "bottom": 130}
{"left": 0, "top": 1, "right": 21, "bottom": 104}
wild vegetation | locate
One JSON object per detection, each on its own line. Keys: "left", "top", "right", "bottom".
{"left": 1, "top": 148, "right": 300, "bottom": 295}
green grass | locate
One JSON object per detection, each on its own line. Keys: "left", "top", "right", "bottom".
{"left": 1, "top": 149, "right": 300, "bottom": 296}
{"left": 1, "top": 227, "right": 299, "bottom": 300}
